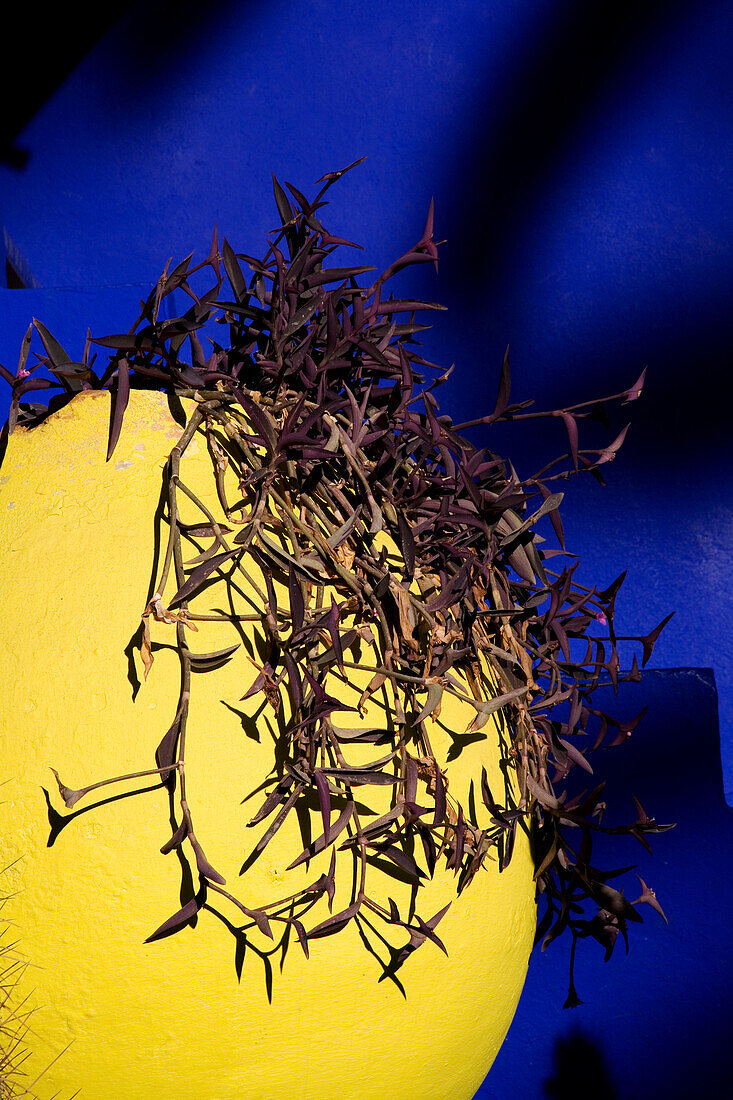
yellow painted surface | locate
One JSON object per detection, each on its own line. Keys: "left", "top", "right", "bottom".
{"left": 0, "top": 391, "right": 536, "bottom": 1100}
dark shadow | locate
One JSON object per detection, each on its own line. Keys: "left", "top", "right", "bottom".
{"left": 239, "top": 779, "right": 377, "bottom": 875}
{"left": 239, "top": 832, "right": 274, "bottom": 875}
{"left": 220, "top": 698, "right": 265, "bottom": 742}
{"left": 42, "top": 787, "right": 70, "bottom": 846}
{"left": 0, "top": 4, "right": 135, "bottom": 167}
{"left": 115, "top": 1, "right": 243, "bottom": 83}
{"left": 43, "top": 761, "right": 203, "bottom": 944}
{"left": 354, "top": 912, "right": 408, "bottom": 998}
{"left": 0, "top": 145, "right": 30, "bottom": 171}
{"left": 124, "top": 621, "right": 145, "bottom": 702}
{"left": 165, "top": 387, "right": 188, "bottom": 428}
{"left": 588, "top": 668, "right": 720, "bottom": 815}
{"left": 366, "top": 852, "right": 425, "bottom": 889}
{"left": 177, "top": 860, "right": 200, "bottom": 920}
{"left": 442, "top": 0, "right": 695, "bottom": 294}
{"left": 544, "top": 1029, "right": 616, "bottom": 1099}
{"left": 460, "top": 292, "right": 733, "bottom": 479}
{"left": 124, "top": 462, "right": 168, "bottom": 700}
{"left": 204, "top": 901, "right": 283, "bottom": 1003}
{"left": 83, "top": 0, "right": 254, "bottom": 119}
{"left": 426, "top": 0, "right": 732, "bottom": 467}
{"left": 160, "top": 769, "right": 200, "bottom": 921}
{"left": 293, "top": 792, "right": 314, "bottom": 858}
{"left": 42, "top": 779, "right": 169, "bottom": 847}
{"left": 445, "top": 727, "right": 488, "bottom": 762}
{"left": 486, "top": 667, "right": 731, "bottom": 1100}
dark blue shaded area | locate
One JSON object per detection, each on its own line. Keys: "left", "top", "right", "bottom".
{"left": 482, "top": 668, "right": 732, "bottom": 1099}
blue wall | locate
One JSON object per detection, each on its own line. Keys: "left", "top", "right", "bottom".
{"left": 1, "top": 1, "right": 730, "bottom": 1095}
{"left": 489, "top": 668, "right": 730, "bottom": 1099}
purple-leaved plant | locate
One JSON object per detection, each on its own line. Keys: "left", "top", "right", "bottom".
{"left": 0, "top": 160, "right": 673, "bottom": 1006}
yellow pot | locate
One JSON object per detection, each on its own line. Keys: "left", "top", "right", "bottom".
{"left": 0, "top": 390, "right": 535, "bottom": 1100}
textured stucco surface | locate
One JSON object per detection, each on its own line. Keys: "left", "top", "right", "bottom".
{"left": 0, "top": 390, "right": 536, "bottom": 1100}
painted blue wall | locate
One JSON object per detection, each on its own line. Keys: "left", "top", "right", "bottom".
{"left": 488, "top": 669, "right": 730, "bottom": 1099}
{"left": 1, "top": 1, "right": 730, "bottom": 1095}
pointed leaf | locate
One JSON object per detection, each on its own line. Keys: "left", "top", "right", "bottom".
{"left": 494, "top": 346, "right": 511, "bottom": 419}
{"left": 313, "top": 769, "right": 332, "bottom": 841}
{"left": 640, "top": 612, "right": 675, "bottom": 667}
{"left": 107, "top": 357, "right": 130, "bottom": 460}
{"left": 272, "top": 173, "right": 294, "bottom": 227}
{"left": 145, "top": 882, "right": 207, "bottom": 943}
{"left": 558, "top": 737, "right": 593, "bottom": 775}
{"left": 49, "top": 767, "right": 85, "bottom": 809}
{"left": 286, "top": 801, "right": 355, "bottom": 870}
{"left": 33, "top": 318, "right": 71, "bottom": 367}
{"left": 222, "top": 239, "right": 246, "bottom": 301}
{"left": 168, "top": 548, "right": 240, "bottom": 608}
{"left": 160, "top": 818, "right": 188, "bottom": 855}
{"left": 414, "top": 682, "right": 443, "bottom": 724}
{"left": 245, "top": 906, "right": 274, "bottom": 939}
{"left": 155, "top": 713, "right": 182, "bottom": 772}
{"left": 189, "top": 834, "right": 226, "bottom": 884}
{"left": 308, "top": 901, "right": 360, "bottom": 940}
{"left": 288, "top": 566, "right": 305, "bottom": 634}
{"left": 189, "top": 642, "right": 240, "bottom": 672}
{"left": 396, "top": 512, "right": 416, "bottom": 578}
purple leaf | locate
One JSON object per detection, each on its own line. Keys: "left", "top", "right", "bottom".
{"left": 558, "top": 737, "right": 593, "bottom": 775}
{"left": 623, "top": 367, "right": 647, "bottom": 403}
{"left": 493, "top": 346, "right": 511, "bottom": 419}
{"left": 160, "top": 819, "right": 188, "bottom": 855}
{"left": 305, "top": 265, "right": 375, "bottom": 288}
{"left": 291, "top": 918, "right": 310, "bottom": 958}
{"left": 396, "top": 512, "right": 416, "bottom": 578}
{"left": 559, "top": 411, "right": 579, "bottom": 469}
{"left": 286, "top": 801, "right": 355, "bottom": 870}
{"left": 640, "top": 611, "right": 675, "bottom": 667}
{"left": 632, "top": 876, "right": 668, "bottom": 924}
{"left": 168, "top": 548, "right": 241, "bottom": 608}
{"left": 189, "top": 642, "right": 240, "bottom": 672}
{"left": 222, "top": 239, "right": 246, "bottom": 301}
{"left": 313, "top": 769, "right": 332, "bottom": 841}
{"left": 33, "top": 317, "right": 71, "bottom": 367}
{"left": 272, "top": 173, "right": 294, "bottom": 227}
{"left": 189, "top": 834, "right": 226, "bottom": 885}
{"left": 107, "top": 357, "right": 131, "bottom": 459}
{"left": 326, "top": 597, "right": 344, "bottom": 672}
{"left": 373, "top": 843, "right": 426, "bottom": 879}
{"left": 308, "top": 901, "right": 360, "bottom": 940}
{"left": 244, "top": 906, "right": 274, "bottom": 939}
{"left": 145, "top": 882, "right": 207, "bottom": 943}
{"left": 155, "top": 712, "right": 182, "bottom": 772}
{"left": 48, "top": 767, "right": 86, "bottom": 809}
{"left": 434, "top": 767, "right": 447, "bottom": 826}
